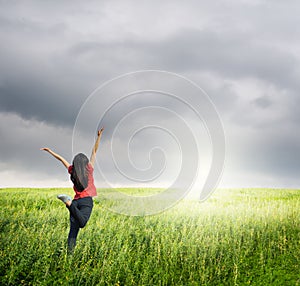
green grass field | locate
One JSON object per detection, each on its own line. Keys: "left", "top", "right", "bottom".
{"left": 0, "top": 188, "right": 299, "bottom": 285}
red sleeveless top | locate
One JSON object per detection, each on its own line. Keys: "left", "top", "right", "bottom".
{"left": 68, "top": 163, "right": 97, "bottom": 199}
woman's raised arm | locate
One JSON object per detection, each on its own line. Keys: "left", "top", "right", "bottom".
{"left": 40, "top": 148, "right": 70, "bottom": 169}
{"left": 90, "top": 128, "right": 104, "bottom": 168}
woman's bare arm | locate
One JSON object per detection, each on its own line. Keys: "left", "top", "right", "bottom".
{"left": 90, "top": 128, "right": 104, "bottom": 168}
{"left": 40, "top": 148, "right": 70, "bottom": 169}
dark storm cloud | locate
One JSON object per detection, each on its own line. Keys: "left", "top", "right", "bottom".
{"left": 226, "top": 124, "right": 300, "bottom": 187}
{"left": 0, "top": 112, "right": 73, "bottom": 184}
{"left": 1, "top": 0, "right": 299, "bottom": 127}
{"left": 252, "top": 96, "right": 273, "bottom": 109}
{"left": 0, "top": 0, "right": 299, "bottom": 187}
{"left": 155, "top": 29, "right": 298, "bottom": 90}
{"left": 0, "top": 77, "right": 81, "bottom": 126}
{"left": 66, "top": 27, "right": 299, "bottom": 91}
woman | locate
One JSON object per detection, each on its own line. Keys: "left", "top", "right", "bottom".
{"left": 41, "top": 128, "right": 104, "bottom": 252}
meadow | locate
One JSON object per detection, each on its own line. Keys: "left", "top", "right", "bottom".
{"left": 0, "top": 188, "right": 299, "bottom": 285}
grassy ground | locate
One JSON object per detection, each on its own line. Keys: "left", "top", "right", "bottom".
{"left": 0, "top": 188, "right": 299, "bottom": 285}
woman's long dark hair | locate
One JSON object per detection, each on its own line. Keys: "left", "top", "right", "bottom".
{"left": 70, "top": 153, "right": 89, "bottom": 191}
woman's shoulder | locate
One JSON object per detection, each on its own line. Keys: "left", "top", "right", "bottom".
{"left": 86, "top": 163, "right": 94, "bottom": 172}
{"left": 68, "top": 165, "right": 73, "bottom": 174}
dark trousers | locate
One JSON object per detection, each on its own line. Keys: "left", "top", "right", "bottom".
{"left": 67, "top": 196, "right": 93, "bottom": 251}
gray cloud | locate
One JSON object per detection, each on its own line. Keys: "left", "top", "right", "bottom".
{"left": 0, "top": 0, "right": 299, "bottom": 188}
{"left": 252, "top": 96, "right": 272, "bottom": 109}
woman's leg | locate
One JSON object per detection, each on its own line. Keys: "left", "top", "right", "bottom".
{"left": 68, "top": 213, "right": 80, "bottom": 252}
{"left": 66, "top": 197, "right": 93, "bottom": 252}
{"left": 67, "top": 197, "right": 93, "bottom": 228}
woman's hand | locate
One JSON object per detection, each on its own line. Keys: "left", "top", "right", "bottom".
{"left": 40, "top": 147, "right": 51, "bottom": 152}
{"left": 97, "top": 127, "right": 104, "bottom": 137}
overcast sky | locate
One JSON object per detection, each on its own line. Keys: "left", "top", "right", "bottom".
{"left": 0, "top": 0, "right": 300, "bottom": 191}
